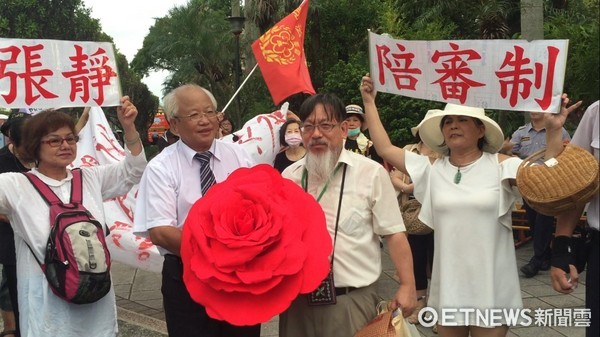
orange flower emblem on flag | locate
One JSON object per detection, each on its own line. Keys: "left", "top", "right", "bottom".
{"left": 257, "top": 25, "right": 302, "bottom": 65}
{"left": 251, "top": 0, "right": 315, "bottom": 105}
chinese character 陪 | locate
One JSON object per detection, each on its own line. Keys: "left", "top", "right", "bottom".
{"left": 375, "top": 43, "right": 422, "bottom": 91}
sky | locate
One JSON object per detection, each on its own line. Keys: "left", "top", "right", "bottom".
{"left": 82, "top": 0, "right": 190, "bottom": 102}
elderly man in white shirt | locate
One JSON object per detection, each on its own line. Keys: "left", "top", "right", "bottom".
{"left": 133, "top": 84, "right": 258, "bottom": 337}
{"left": 279, "top": 93, "right": 415, "bottom": 337}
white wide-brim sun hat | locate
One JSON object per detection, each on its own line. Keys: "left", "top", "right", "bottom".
{"left": 416, "top": 103, "right": 504, "bottom": 155}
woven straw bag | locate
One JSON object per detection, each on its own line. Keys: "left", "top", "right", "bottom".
{"left": 396, "top": 143, "right": 433, "bottom": 235}
{"left": 400, "top": 196, "right": 432, "bottom": 235}
{"left": 354, "top": 301, "right": 419, "bottom": 337}
{"left": 354, "top": 310, "right": 397, "bottom": 337}
{"left": 398, "top": 175, "right": 432, "bottom": 235}
{"left": 516, "top": 144, "right": 599, "bottom": 216}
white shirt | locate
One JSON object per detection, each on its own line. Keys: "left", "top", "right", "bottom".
{"left": 0, "top": 149, "right": 146, "bottom": 337}
{"left": 283, "top": 150, "right": 404, "bottom": 288}
{"left": 406, "top": 151, "right": 523, "bottom": 326}
{"left": 133, "top": 139, "right": 255, "bottom": 255}
{"left": 571, "top": 101, "right": 599, "bottom": 230}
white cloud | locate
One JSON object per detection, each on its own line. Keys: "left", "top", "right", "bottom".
{"left": 82, "top": 0, "right": 190, "bottom": 102}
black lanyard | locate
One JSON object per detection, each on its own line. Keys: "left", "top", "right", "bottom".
{"left": 302, "top": 163, "right": 348, "bottom": 267}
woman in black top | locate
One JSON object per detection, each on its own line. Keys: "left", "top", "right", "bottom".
{"left": 0, "top": 115, "right": 31, "bottom": 337}
{"left": 273, "top": 119, "right": 305, "bottom": 173}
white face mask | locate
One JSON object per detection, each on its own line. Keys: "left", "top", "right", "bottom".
{"left": 347, "top": 127, "right": 361, "bottom": 138}
{"left": 285, "top": 134, "right": 303, "bottom": 148}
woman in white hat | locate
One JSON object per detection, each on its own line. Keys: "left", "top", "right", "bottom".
{"left": 360, "top": 75, "right": 580, "bottom": 337}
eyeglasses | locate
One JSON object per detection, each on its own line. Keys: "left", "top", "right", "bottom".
{"left": 174, "top": 110, "right": 218, "bottom": 122}
{"left": 301, "top": 122, "right": 338, "bottom": 134}
{"left": 41, "top": 135, "right": 79, "bottom": 147}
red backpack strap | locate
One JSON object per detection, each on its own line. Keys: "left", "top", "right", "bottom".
{"left": 70, "top": 168, "right": 83, "bottom": 205}
{"left": 23, "top": 172, "right": 62, "bottom": 206}
{"left": 23, "top": 169, "right": 82, "bottom": 206}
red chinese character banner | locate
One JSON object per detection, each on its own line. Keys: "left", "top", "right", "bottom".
{"left": 369, "top": 32, "right": 568, "bottom": 113}
{"left": 0, "top": 38, "right": 121, "bottom": 108}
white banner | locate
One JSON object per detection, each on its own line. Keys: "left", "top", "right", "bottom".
{"left": 0, "top": 38, "right": 121, "bottom": 109}
{"left": 222, "top": 103, "right": 289, "bottom": 164}
{"left": 71, "top": 107, "right": 162, "bottom": 272}
{"left": 369, "top": 32, "right": 568, "bottom": 113}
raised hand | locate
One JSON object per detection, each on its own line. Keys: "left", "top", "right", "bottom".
{"left": 360, "top": 74, "right": 377, "bottom": 105}
{"left": 117, "top": 96, "right": 138, "bottom": 130}
{"left": 544, "top": 93, "right": 582, "bottom": 132}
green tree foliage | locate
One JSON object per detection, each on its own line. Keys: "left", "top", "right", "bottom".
{"left": 305, "top": 0, "right": 386, "bottom": 90}
{"left": 0, "top": 0, "right": 103, "bottom": 40}
{"left": 132, "top": 0, "right": 302, "bottom": 125}
{"left": 319, "top": 0, "right": 456, "bottom": 146}
{"left": 544, "top": 0, "right": 599, "bottom": 110}
{"left": 104, "top": 54, "right": 159, "bottom": 142}
{"left": 131, "top": 0, "right": 232, "bottom": 82}
{"left": 131, "top": 0, "right": 244, "bottom": 121}
{"left": 10, "top": 0, "right": 586, "bottom": 144}
{"left": 319, "top": 0, "right": 597, "bottom": 144}
{"left": 245, "top": 0, "right": 303, "bottom": 35}
{"left": 246, "top": 0, "right": 282, "bottom": 34}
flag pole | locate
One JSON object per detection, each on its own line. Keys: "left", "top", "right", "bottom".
{"left": 222, "top": 64, "right": 259, "bottom": 113}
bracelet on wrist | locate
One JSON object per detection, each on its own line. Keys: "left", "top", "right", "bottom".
{"left": 124, "top": 132, "right": 141, "bottom": 145}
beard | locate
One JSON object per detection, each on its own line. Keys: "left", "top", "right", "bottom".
{"left": 305, "top": 144, "right": 342, "bottom": 183}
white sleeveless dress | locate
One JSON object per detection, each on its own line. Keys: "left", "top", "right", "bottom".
{"left": 405, "top": 151, "right": 523, "bottom": 326}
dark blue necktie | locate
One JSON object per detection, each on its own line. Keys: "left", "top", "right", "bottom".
{"left": 195, "top": 152, "right": 216, "bottom": 195}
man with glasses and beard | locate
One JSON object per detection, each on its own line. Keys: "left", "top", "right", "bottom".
{"left": 279, "top": 93, "right": 416, "bottom": 337}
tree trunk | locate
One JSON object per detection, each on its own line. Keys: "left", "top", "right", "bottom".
{"left": 518, "top": 0, "right": 544, "bottom": 124}
{"left": 521, "top": 0, "right": 544, "bottom": 41}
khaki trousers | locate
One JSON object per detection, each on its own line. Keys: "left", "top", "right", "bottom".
{"left": 279, "top": 283, "right": 379, "bottom": 337}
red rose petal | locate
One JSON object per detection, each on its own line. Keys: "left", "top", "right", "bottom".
{"left": 181, "top": 164, "right": 333, "bottom": 325}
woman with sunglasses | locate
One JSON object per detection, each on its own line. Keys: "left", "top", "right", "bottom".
{"left": 0, "top": 97, "right": 147, "bottom": 337}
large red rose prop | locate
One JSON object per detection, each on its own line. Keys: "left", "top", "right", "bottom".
{"left": 181, "top": 164, "right": 332, "bottom": 326}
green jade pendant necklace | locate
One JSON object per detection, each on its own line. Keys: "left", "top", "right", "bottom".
{"left": 451, "top": 154, "right": 482, "bottom": 184}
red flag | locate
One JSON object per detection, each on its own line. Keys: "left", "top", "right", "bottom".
{"left": 252, "top": 0, "right": 315, "bottom": 105}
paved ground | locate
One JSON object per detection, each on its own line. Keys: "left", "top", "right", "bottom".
{"left": 1, "top": 239, "right": 588, "bottom": 337}
{"left": 108, "top": 238, "right": 587, "bottom": 337}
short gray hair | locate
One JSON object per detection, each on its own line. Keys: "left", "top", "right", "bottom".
{"left": 163, "top": 84, "right": 218, "bottom": 119}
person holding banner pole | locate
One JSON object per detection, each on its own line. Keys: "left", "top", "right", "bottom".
{"left": 359, "top": 74, "right": 581, "bottom": 337}
{"left": 74, "top": 107, "right": 91, "bottom": 135}
{"left": 0, "top": 96, "right": 146, "bottom": 337}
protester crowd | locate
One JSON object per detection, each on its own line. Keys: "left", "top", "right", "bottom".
{"left": 0, "top": 79, "right": 597, "bottom": 337}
